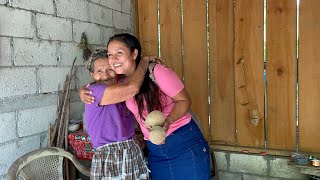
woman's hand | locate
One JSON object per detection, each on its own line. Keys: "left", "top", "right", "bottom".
{"left": 79, "top": 84, "right": 95, "bottom": 104}
{"left": 162, "top": 116, "right": 174, "bottom": 133}
{"left": 142, "top": 56, "right": 167, "bottom": 68}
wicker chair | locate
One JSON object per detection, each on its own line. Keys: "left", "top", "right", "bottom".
{"left": 6, "top": 147, "right": 90, "bottom": 180}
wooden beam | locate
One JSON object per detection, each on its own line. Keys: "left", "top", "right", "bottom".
{"left": 211, "top": 144, "right": 320, "bottom": 157}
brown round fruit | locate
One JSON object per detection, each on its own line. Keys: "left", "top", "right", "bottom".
{"left": 149, "top": 126, "right": 166, "bottom": 145}
{"left": 145, "top": 110, "right": 165, "bottom": 128}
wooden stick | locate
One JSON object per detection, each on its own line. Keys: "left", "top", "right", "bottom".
{"left": 50, "top": 82, "right": 67, "bottom": 147}
{"left": 63, "top": 59, "right": 76, "bottom": 148}
{"left": 48, "top": 124, "right": 52, "bottom": 147}
{"left": 64, "top": 59, "right": 76, "bottom": 179}
{"left": 56, "top": 79, "right": 70, "bottom": 148}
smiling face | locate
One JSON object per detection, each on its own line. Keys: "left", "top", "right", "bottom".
{"left": 107, "top": 40, "right": 138, "bottom": 77}
{"left": 90, "top": 58, "right": 116, "bottom": 85}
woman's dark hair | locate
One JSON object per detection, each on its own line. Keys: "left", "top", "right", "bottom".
{"left": 107, "top": 33, "right": 163, "bottom": 119}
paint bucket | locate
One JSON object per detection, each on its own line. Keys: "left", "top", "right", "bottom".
{"left": 292, "top": 153, "right": 308, "bottom": 165}
{"left": 311, "top": 159, "right": 320, "bottom": 167}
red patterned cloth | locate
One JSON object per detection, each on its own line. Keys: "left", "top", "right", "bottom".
{"left": 67, "top": 123, "right": 146, "bottom": 161}
{"left": 68, "top": 130, "right": 94, "bottom": 160}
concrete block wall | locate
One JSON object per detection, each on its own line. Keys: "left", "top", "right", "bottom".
{"left": 213, "top": 151, "right": 309, "bottom": 180}
{"left": 0, "top": 0, "right": 134, "bottom": 178}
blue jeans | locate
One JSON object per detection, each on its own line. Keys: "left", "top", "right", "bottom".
{"left": 146, "top": 119, "right": 210, "bottom": 180}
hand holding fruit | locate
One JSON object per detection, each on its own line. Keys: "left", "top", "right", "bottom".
{"left": 145, "top": 110, "right": 166, "bottom": 145}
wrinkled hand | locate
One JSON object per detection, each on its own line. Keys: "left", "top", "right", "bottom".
{"left": 142, "top": 56, "right": 167, "bottom": 68}
{"left": 79, "top": 84, "right": 95, "bottom": 104}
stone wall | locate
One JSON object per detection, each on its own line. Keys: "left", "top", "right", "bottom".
{"left": 213, "top": 151, "right": 309, "bottom": 180}
{"left": 0, "top": 0, "right": 134, "bottom": 178}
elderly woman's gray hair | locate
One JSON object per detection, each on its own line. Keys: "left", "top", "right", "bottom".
{"left": 86, "top": 49, "right": 108, "bottom": 73}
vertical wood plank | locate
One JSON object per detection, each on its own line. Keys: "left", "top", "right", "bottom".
{"left": 234, "top": 0, "right": 265, "bottom": 148}
{"left": 298, "top": 0, "right": 320, "bottom": 153}
{"left": 159, "top": 0, "right": 183, "bottom": 78}
{"left": 137, "top": 0, "right": 158, "bottom": 56}
{"left": 209, "top": 0, "right": 236, "bottom": 145}
{"left": 132, "top": 0, "right": 140, "bottom": 38}
{"left": 183, "top": 0, "right": 209, "bottom": 139}
{"left": 266, "top": 0, "right": 297, "bottom": 150}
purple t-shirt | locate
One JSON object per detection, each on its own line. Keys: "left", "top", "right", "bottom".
{"left": 85, "top": 83, "right": 135, "bottom": 148}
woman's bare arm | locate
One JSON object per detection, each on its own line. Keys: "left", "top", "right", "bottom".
{"left": 79, "top": 56, "right": 164, "bottom": 105}
{"left": 162, "top": 88, "right": 191, "bottom": 132}
{"left": 99, "top": 57, "right": 150, "bottom": 105}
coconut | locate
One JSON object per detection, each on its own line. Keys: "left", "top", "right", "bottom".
{"left": 149, "top": 126, "right": 166, "bottom": 145}
{"left": 145, "top": 110, "right": 165, "bottom": 128}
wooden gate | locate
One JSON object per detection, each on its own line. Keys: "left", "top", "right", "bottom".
{"left": 133, "top": 0, "right": 320, "bottom": 154}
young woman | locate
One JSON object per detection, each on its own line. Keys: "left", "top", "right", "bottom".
{"left": 80, "top": 33, "right": 211, "bottom": 180}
